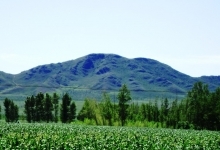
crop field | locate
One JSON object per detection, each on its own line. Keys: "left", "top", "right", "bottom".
{"left": 0, "top": 123, "right": 219, "bottom": 149}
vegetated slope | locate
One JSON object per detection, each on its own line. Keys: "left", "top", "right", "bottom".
{"left": 0, "top": 53, "right": 219, "bottom": 100}
{"left": 198, "top": 76, "right": 220, "bottom": 89}
{"left": 0, "top": 71, "right": 13, "bottom": 93}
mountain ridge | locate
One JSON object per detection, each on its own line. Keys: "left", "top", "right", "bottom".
{"left": 0, "top": 53, "right": 219, "bottom": 100}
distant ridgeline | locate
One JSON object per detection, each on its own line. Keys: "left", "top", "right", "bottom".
{"left": 0, "top": 53, "right": 220, "bottom": 101}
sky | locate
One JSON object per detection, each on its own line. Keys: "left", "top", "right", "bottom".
{"left": 0, "top": 1, "right": 220, "bottom": 77}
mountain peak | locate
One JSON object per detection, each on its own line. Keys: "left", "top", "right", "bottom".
{"left": 0, "top": 53, "right": 219, "bottom": 100}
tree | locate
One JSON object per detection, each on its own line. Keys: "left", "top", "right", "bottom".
{"left": 77, "top": 98, "right": 101, "bottom": 124}
{"left": 214, "top": 88, "right": 220, "bottom": 130}
{"left": 35, "top": 92, "right": 44, "bottom": 122}
{"left": 30, "top": 95, "right": 36, "bottom": 122}
{"left": 52, "top": 93, "right": 59, "bottom": 123}
{"left": 24, "top": 97, "right": 32, "bottom": 122}
{"left": 44, "top": 93, "right": 54, "bottom": 122}
{"left": 146, "top": 101, "right": 153, "bottom": 122}
{"left": 160, "top": 99, "right": 165, "bottom": 123}
{"left": 100, "top": 92, "right": 113, "bottom": 125}
{"left": 70, "top": 101, "right": 76, "bottom": 122}
{"left": 153, "top": 99, "right": 159, "bottom": 122}
{"left": 4, "top": 98, "right": 11, "bottom": 122}
{"left": 139, "top": 103, "right": 147, "bottom": 121}
{"left": 160, "top": 98, "right": 169, "bottom": 127}
{"left": 207, "top": 87, "right": 220, "bottom": 130}
{"left": 60, "top": 93, "right": 75, "bottom": 123}
{"left": 168, "top": 99, "right": 179, "bottom": 128}
{"left": 24, "top": 95, "right": 36, "bottom": 122}
{"left": 117, "top": 84, "right": 131, "bottom": 126}
{"left": 11, "top": 103, "right": 19, "bottom": 122}
{"left": 127, "top": 103, "right": 139, "bottom": 121}
{"left": 4, "top": 98, "right": 19, "bottom": 122}
{"left": 187, "top": 82, "right": 209, "bottom": 129}
{"left": 24, "top": 92, "right": 60, "bottom": 123}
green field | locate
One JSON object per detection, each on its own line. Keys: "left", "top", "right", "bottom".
{"left": 0, "top": 123, "right": 219, "bottom": 149}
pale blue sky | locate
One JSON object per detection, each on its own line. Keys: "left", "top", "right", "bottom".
{"left": 0, "top": 1, "right": 220, "bottom": 77}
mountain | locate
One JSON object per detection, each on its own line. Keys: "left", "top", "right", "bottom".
{"left": 0, "top": 53, "right": 219, "bottom": 100}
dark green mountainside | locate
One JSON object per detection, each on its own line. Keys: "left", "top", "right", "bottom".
{"left": 0, "top": 54, "right": 219, "bottom": 100}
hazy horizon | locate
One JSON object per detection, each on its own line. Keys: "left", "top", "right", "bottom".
{"left": 1, "top": 1, "right": 220, "bottom": 77}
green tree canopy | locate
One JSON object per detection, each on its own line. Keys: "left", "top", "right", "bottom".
{"left": 53, "top": 93, "right": 59, "bottom": 123}
{"left": 60, "top": 93, "right": 76, "bottom": 123}
{"left": 4, "top": 98, "right": 19, "bottom": 122}
{"left": 187, "top": 81, "right": 210, "bottom": 129}
{"left": 117, "top": 84, "right": 131, "bottom": 126}
{"left": 100, "top": 92, "right": 113, "bottom": 126}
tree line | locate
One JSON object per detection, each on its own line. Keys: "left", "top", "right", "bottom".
{"left": 2, "top": 82, "right": 220, "bottom": 130}
{"left": 3, "top": 92, "right": 76, "bottom": 123}
{"left": 77, "top": 82, "right": 220, "bottom": 130}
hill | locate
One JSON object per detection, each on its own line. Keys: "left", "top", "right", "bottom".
{"left": 0, "top": 53, "right": 219, "bottom": 100}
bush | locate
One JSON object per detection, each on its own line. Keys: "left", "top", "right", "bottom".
{"left": 177, "top": 121, "right": 194, "bottom": 129}
{"left": 84, "top": 118, "right": 96, "bottom": 125}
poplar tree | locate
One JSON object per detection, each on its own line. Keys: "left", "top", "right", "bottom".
{"left": 117, "top": 84, "right": 131, "bottom": 126}
{"left": 60, "top": 93, "right": 75, "bottom": 123}
{"left": 35, "top": 92, "right": 44, "bottom": 122}
{"left": 24, "top": 97, "right": 32, "bottom": 122}
{"left": 100, "top": 92, "right": 113, "bottom": 125}
{"left": 53, "top": 93, "right": 59, "bottom": 123}
{"left": 44, "top": 93, "right": 54, "bottom": 122}
{"left": 4, "top": 98, "right": 19, "bottom": 122}
{"left": 70, "top": 101, "right": 76, "bottom": 122}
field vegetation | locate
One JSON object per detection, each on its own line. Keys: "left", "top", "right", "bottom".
{"left": 0, "top": 123, "right": 219, "bottom": 149}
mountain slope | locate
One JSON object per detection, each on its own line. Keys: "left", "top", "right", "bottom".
{"left": 0, "top": 54, "right": 219, "bottom": 100}
{"left": 0, "top": 71, "right": 14, "bottom": 92}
